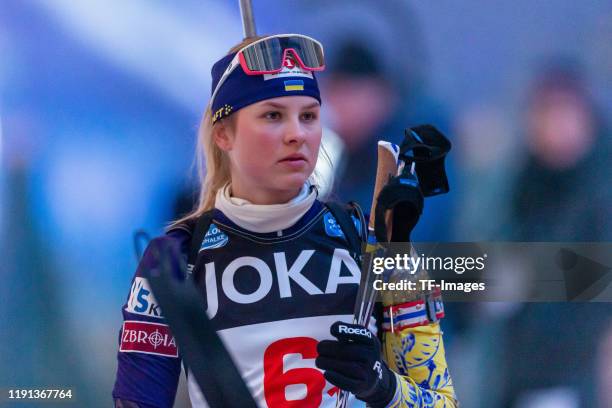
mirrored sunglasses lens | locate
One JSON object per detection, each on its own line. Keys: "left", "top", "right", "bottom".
{"left": 242, "top": 38, "right": 283, "bottom": 72}
{"left": 285, "top": 37, "right": 324, "bottom": 68}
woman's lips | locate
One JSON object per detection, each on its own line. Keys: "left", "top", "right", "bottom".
{"left": 279, "top": 154, "right": 307, "bottom": 162}
{"left": 279, "top": 154, "right": 307, "bottom": 168}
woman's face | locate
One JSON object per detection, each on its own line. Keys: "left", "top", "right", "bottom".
{"left": 215, "top": 96, "right": 322, "bottom": 204}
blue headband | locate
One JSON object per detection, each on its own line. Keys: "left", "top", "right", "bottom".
{"left": 210, "top": 52, "right": 321, "bottom": 123}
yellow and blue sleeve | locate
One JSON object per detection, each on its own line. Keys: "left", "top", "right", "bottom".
{"left": 382, "top": 322, "right": 458, "bottom": 407}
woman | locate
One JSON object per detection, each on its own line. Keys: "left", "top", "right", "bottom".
{"left": 113, "top": 34, "right": 457, "bottom": 408}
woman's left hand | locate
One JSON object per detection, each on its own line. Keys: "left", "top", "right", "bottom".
{"left": 315, "top": 321, "right": 396, "bottom": 407}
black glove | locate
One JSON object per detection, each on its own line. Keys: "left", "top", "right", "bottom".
{"left": 316, "top": 322, "right": 396, "bottom": 407}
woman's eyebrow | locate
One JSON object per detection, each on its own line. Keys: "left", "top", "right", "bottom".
{"left": 258, "top": 101, "right": 320, "bottom": 109}
{"left": 259, "top": 101, "right": 286, "bottom": 109}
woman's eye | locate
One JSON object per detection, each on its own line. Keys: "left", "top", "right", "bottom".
{"left": 264, "top": 111, "right": 281, "bottom": 120}
{"left": 301, "top": 112, "right": 317, "bottom": 121}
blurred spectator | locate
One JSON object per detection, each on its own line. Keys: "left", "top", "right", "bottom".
{"left": 321, "top": 39, "right": 400, "bottom": 205}
{"left": 510, "top": 61, "right": 611, "bottom": 241}
{"left": 501, "top": 62, "right": 612, "bottom": 407}
{"left": 305, "top": 0, "right": 454, "bottom": 241}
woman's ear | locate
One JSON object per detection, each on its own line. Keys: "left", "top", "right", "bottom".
{"left": 213, "top": 121, "right": 234, "bottom": 151}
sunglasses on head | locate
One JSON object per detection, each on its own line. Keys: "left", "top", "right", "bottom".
{"left": 211, "top": 34, "right": 325, "bottom": 108}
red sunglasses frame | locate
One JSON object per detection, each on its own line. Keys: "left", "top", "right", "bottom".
{"left": 238, "top": 48, "right": 326, "bottom": 76}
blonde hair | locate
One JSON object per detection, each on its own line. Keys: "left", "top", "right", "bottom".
{"left": 170, "top": 36, "right": 330, "bottom": 228}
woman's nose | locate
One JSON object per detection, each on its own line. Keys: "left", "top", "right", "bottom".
{"left": 283, "top": 116, "right": 305, "bottom": 144}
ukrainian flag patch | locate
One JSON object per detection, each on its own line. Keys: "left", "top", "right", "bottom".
{"left": 284, "top": 80, "right": 304, "bottom": 91}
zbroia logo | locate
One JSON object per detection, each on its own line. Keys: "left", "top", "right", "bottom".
{"left": 119, "top": 321, "right": 178, "bottom": 357}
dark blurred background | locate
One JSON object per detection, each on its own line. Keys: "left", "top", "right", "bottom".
{"left": 1, "top": 0, "right": 610, "bottom": 407}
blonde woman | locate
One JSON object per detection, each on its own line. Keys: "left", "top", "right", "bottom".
{"left": 113, "top": 34, "right": 457, "bottom": 408}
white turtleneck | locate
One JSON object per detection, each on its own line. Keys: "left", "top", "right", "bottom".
{"left": 214, "top": 182, "right": 317, "bottom": 233}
